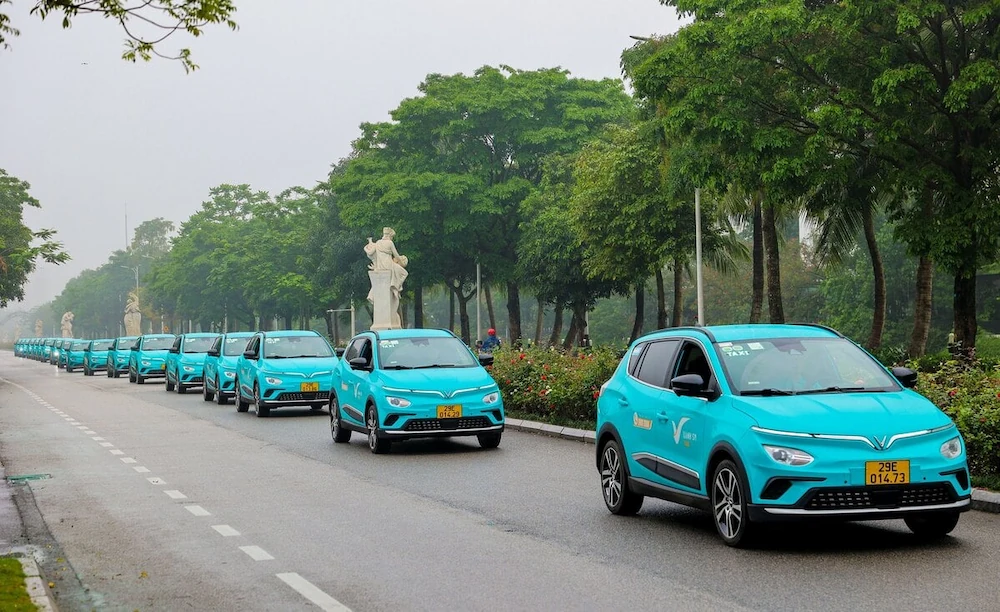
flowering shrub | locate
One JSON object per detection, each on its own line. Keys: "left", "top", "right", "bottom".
{"left": 489, "top": 345, "right": 620, "bottom": 426}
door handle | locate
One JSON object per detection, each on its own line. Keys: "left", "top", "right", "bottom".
{"left": 618, "top": 398, "right": 629, "bottom": 407}
{"left": 656, "top": 411, "right": 670, "bottom": 422}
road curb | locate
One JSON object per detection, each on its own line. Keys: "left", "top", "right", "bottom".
{"left": 507, "top": 418, "right": 1000, "bottom": 514}
{"left": 20, "top": 556, "right": 58, "bottom": 612}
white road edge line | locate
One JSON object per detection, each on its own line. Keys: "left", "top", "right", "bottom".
{"left": 110, "top": 450, "right": 124, "bottom": 455}
{"left": 133, "top": 466, "right": 151, "bottom": 473}
{"left": 164, "top": 490, "right": 187, "bottom": 499}
{"left": 91, "top": 437, "right": 104, "bottom": 441}
{"left": 239, "top": 546, "right": 274, "bottom": 561}
{"left": 121, "top": 458, "right": 137, "bottom": 464}
{"left": 276, "top": 573, "right": 352, "bottom": 612}
{"left": 212, "top": 525, "right": 240, "bottom": 537}
{"left": 84, "top": 430, "right": 96, "bottom": 435}
{"left": 147, "top": 477, "right": 166, "bottom": 485}
{"left": 184, "top": 505, "right": 210, "bottom": 516}
{"left": 99, "top": 443, "right": 114, "bottom": 448}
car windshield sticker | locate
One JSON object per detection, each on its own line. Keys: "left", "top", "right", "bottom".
{"left": 721, "top": 344, "right": 751, "bottom": 357}
{"left": 747, "top": 342, "right": 764, "bottom": 350}
{"left": 379, "top": 340, "right": 399, "bottom": 348}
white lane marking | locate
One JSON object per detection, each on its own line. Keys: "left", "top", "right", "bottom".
{"left": 110, "top": 450, "right": 124, "bottom": 455}
{"left": 99, "top": 442, "right": 114, "bottom": 448}
{"left": 133, "top": 466, "right": 151, "bottom": 473}
{"left": 63, "top": 417, "right": 74, "bottom": 421}
{"left": 239, "top": 546, "right": 274, "bottom": 561}
{"left": 121, "top": 458, "right": 137, "bottom": 464}
{"left": 184, "top": 505, "right": 210, "bottom": 516}
{"left": 212, "top": 525, "right": 240, "bottom": 537}
{"left": 276, "top": 573, "right": 352, "bottom": 612}
{"left": 91, "top": 437, "right": 104, "bottom": 441}
{"left": 84, "top": 430, "right": 96, "bottom": 435}
{"left": 147, "top": 477, "right": 165, "bottom": 485}
{"left": 76, "top": 426, "right": 88, "bottom": 430}
{"left": 164, "top": 490, "right": 187, "bottom": 499}
{"left": 68, "top": 421, "right": 80, "bottom": 425}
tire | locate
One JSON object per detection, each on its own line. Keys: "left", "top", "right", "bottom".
{"left": 203, "top": 382, "right": 214, "bottom": 402}
{"left": 177, "top": 383, "right": 187, "bottom": 394}
{"left": 904, "top": 511, "right": 961, "bottom": 538}
{"left": 128, "top": 368, "right": 136, "bottom": 383}
{"left": 235, "top": 379, "right": 249, "bottom": 413}
{"left": 165, "top": 375, "right": 175, "bottom": 392}
{"left": 477, "top": 432, "right": 502, "bottom": 449}
{"left": 599, "top": 439, "right": 644, "bottom": 516}
{"left": 136, "top": 371, "right": 145, "bottom": 384}
{"left": 107, "top": 367, "right": 113, "bottom": 378}
{"left": 254, "top": 384, "right": 269, "bottom": 417}
{"left": 216, "top": 377, "right": 228, "bottom": 405}
{"left": 66, "top": 366, "right": 73, "bottom": 373}
{"left": 330, "top": 395, "right": 351, "bottom": 443}
{"left": 366, "top": 404, "right": 391, "bottom": 454}
{"left": 711, "top": 459, "right": 756, "bottom": 547}
{"left": 83, "top": 367, "right": 91, "bottom": 376}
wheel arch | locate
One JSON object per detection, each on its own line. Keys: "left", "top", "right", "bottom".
{"left": 706, "top": 441, "right": 751, "bottom": 495}
{"left": 596, "top": 423, "right": 624, "bottom": 471}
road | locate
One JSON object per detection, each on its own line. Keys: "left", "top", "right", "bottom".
{"left": 1, "top": 353, "right": 999, "bottom": 612}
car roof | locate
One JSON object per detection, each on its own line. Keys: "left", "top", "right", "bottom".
{"left": 638, "top": 324, "right": 841, "bottom": 344}
{"left": 365, "top": 328, "right": 455, "bottom": 340}
{"left": 224, "top": 331, "right": 255, "bottom": 337}
{"left": 141, "top": 334, "right": 176, "bottom": 339}
{"left": 91, "top": 338, "right": 115, "bottom": 343}
{"left": 181, "top": 332, "right": 220, "bottom": 338}
{"left": 261, "top": 330, "right": 322, "bottom": 337}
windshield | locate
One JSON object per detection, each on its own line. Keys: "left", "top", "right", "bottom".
{"left": 377, "top": 337, "right": 478, "bottom": 369}
{"left": 142, "top": 337, "right": 175, "bottom": 351}
{"left": 263, "top": 335, "right": 333, "bottom": 358}
{"left": 116, "top": 337, "right": 138, "bottom": 349}
{"left": 90, "top": 341, "right": 114, "bottom": 351}
{"left": 717, "top": 337, "right": 899, "bottom": 395}
{"left": 224, "top": 336, "right": 252, "bottom": 356}
{"left": 183, "top": 336, "right": 218, "bottom": 354}
{"left": 71, "top": 341, "right": 89, "bottom": 350}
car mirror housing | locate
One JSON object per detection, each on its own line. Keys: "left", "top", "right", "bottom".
{"left": 243, "top": 350, "right": 256, "bottom": 359}
{"left": 478, "top": 353, "right": 494, "bottom": 367}
{"left": 207, "top": 349, "right": 220, "bottom": 357}
{"left": 671, "top": 373, "right": 707, "bottom": 396}
{"left": 891, "top": 366, "right": 918, "bottom": 389}
{"left": 169, "top": 347, "right": 179, "bottom": 354}
{"left": 335, "top": 347, "right": 346, "bottom": 358}
{"left": 349, "top": 357, "right": 370, "bottom": 370}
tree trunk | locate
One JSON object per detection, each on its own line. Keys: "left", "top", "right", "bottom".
{"left": 484, "top": 283, "right": 496, "bottom": 331}
{"left": 562, "top": 310, "right": 579, "bottom": 351}
{"left": 908, "top": 256, "right": 934, "bottom": 358}
{"left": 324, "top": 309, "right": 334, "bottom": 341}
{"left": 534, "top": 297, "right": 544, "bottom": 345}
{"left": 506, "top": 281, "right": 522, "bottom": 344}
{"left": 655, "top": 268, "right": 667, "bottom": 329}
{"left": 332, "top": 311, "right": 340, "bottom": 345}
{"left": 548, "top": 301, "right": 564, "bottom": 347}
{"left": 283, "top": 314, "right": 293, "bottom": 330}
{"left": 672, "top": 258, "right": 683, "bottom": 327}
{"left": 762, "top": 202, "right": 785, "bottom": 323}
{"left": 457, "top": 293, "right": 472, "bottom": 345}
{"left": 953, "top": 267, "right": 978, "bottom": 358}
{"left": 448, "top": 288, "right": 455, "bottom": 332}
{"left": 401, "top": 296, "right": 409, "bottom": 329}
{"left": 862, "top": 206, "right": 886, "bottom": 351}
{"left": 750, "top": 196, "right": 764, "bottom": 323}
{"left": 413, "top": 285, "right": 424, "bottom": 328}
{"left": 630, "top": 282, "right": 645, "bottom": 344}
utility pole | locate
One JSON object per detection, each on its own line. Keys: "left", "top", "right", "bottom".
{"left": 695, "top": 187, "right": 705, "bottom": 326}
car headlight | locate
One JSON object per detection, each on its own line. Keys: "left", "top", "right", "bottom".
{"left": 223, "top": 370, "right": 236, "bottom": 379}
{"left": 264, "top": 376, "right": 283, "bottom": 385}
{"left": 53, "top": 350, "right": 60, "bottom": 356}
{"left": 386, "top": 396, "right": 411, "bottom": 408}
{"left": 763, "top": 445, "right": 814, "bottom": 467}
{"left": 182, "top": 366, "right": 195, "bottom": 372}
{"left": 483, "top": 391, "right": 500, "bottom": 404}
{"left": 940, "top": 437, "right": 963, "bottom": 460}
{"left": 141, "top": 360, "right": 151, "bottom": 366}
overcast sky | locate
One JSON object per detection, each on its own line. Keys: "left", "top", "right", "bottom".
{"left": 1, "top": 0, "right": 682, "bottom": 310}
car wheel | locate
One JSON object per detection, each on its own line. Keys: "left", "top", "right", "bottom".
{"left": 136, "top": 372, "right": 145, "bottom": 384}
{"left": 366, "top": 404, "right": 391, "bottom": 454}
{"left": 177, "top": 382, "right": 187, "bottom": 394}
{"left": 66, "top": 365, "right": 73, "bottom": 373}
{"left": 711, "top": 459, "right": 755, "bottom": 547}
{"left": 128, "top": 368, "right": 136, "bottom": 383}
{"left": 165, "top": 375, "right": 175, "bottom": 392}
{"left": 107, "top": 367, "right": 113, "bottom": 378}
{"left": 83, "top": 367, "right": 91, "bottom": 376}
{"left": 330, "top": 395, "right": 351, "bottom": 443}
{"left": 904, "top": 511, "right": 960, "bottom": 538}
{"left": 254, "top": 384, "right": 269, "bottom": 417}
{"left": 216, "top": 377, "right": 229, "bottom": 405}
{"left": 600, "top": 439, "right": 643, "bottom": 515}
{"left": 235, "top": 379, "right": 249, "bottom": 412}
{"left": 203, "top": 382, "right": 214, "bottom": 402}
{"left": 477, "top": 432, "right": 502, "bottom": 449}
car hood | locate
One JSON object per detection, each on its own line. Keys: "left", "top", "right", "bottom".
{"left": 375, "top": 367, "right": 495, "bottom": 394}
{"left": 732, "top": 390, "right": 953, "bottom": 437}
{"left": 217, "top": 355, "right": 240, "bottom": 369}
{"left": 180, "top": 353, "right": 209, "bottom": 365}
{"left": 261, "top": 356, "right": 338, "bottom": 376}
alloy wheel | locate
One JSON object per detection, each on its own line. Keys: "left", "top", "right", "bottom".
{"left": 367, "top": 408, "right": 378, "bottom": 451}
{"left": 601, "top": 445, "right": 622, "bottom": 509}
{"left": 713, "top": 467, "right": 743, "bottom": 541}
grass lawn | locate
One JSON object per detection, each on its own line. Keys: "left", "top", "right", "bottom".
{"left": 972, "top": 474, "right": 1000, "bottom": 492}
{"left": 0, "top": 558, "right": 36, "bottom": 611}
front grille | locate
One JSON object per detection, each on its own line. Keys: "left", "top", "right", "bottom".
{"left": 803, "top": 483, "right": 957, "bottom": 510}
{"left": 275, "top": 391, "right": 330, "bottom": 402}
{"left": 403, "top": 417, "right": 492, "bottom": 432}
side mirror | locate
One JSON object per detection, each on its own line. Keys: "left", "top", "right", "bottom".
{"left": 478, "top": 353, "right": 494, "bottom": 367}
{"left": 335, "top": 347, "right": 346, "bottom": 358}
{"left": 168, "top": 347, "right": 179, "bottom": 354}
{"left": 207, "top": 349, "right": 220, "bottom": 357}
{"left": 891, "top": 366, "right": 918, "bottom": 389}
{"left": 671, "top": 373, "right": 707, "bottom": 396}
{"left": 349, "top": 357, "right": 370, "bottom": 370}
{"left": 243, "top": 350, "right": 256, "bottom": 359}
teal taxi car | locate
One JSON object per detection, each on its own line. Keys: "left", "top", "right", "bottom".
{"left": 42, "top": 338, "right": 57, "bottom": 363}
{"left": 63, "top": 339, "right": 90, "bottom": 372}
{"left": 329, "top": 329, "right": 504, "bottom": 454}
{"left": 128, "top": 334, "right": 176, "bottom": 384}
{"left": 234, "top": 330, "right": 338, "bottom": 417}
{"left": 596, "top": 324, "right": 971, "bottom": 547}
{"left": 165, "top": 333, "right": 220, "bottom": 394}
{"left": 54, "top": 339, "right": 72, "bottom": 367}
{"left": 83, "top": 338, "right": 115, "bottom": 376}
{"left": 106, "top": 336, "right": 138, "bottom": 378}
{"left": 202, "top": 332, "right": 255, "bottom": 404}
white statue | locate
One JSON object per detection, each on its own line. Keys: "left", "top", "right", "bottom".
{"left": 60, "top": 312, "right": 74, "bottom": 338}
{"left": 364, "top": 227, "right": 408, "bottom": 329}
{"left": 124, "top": 291, "right": 142, "bottom": 336}
{"left": 35, "top": 319, "right": 43, "bottom": 336}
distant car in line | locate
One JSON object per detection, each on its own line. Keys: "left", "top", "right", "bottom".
{"left": 83, "top": 338, "right": 115, "bottom": 376}
{"left": 234, "top": 330, "right": 338, "bottom": 417}
{"left": 63, "top": 339, "right": 90, "bottom": 373}
{"left": 54, "top": 338, "right": 72, "bottom": 367}
{"left": 329, "top": 328, "right": 504, "bottom": 454}
{"left": 106, "top": 336, "right": 138, "bottom": 378}
{"left": 128, "top": 334, "right": 176, "bottom": 384}
{"left": 165, "top": 332, "right": 220, "bottom": 394}
{"left": 202, "top": 331, "right": 255, "bottom": 405}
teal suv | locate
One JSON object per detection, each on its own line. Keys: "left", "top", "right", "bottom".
{"left": 203, "top": 332, "right": 255, "bottom": 404}
{"left": 63, "top": 340, "right": 89, "bottom": 372}
{"left": 128, "top": 334, "right": 177, "bottom": 384}
{"left": 329, "top": 329, "right": 504, "bottom": 454}
{"left": 234, "top": 330, "right": 338, "bottom": 417}
{"left": 165, "top": 333, "right": 220, "bottom": 394}
{"left": 106, "top": 336, "right": 138, "bottom": 378}
{"left": 83, "top": 339, "right": 114, "bottom": 375}
{"left": 596, "top": 324, "right": 970, "bottom": 547}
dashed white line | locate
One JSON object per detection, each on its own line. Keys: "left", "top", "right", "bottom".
{"left": 133, "top": 466, "right": 151, "bottom": 473}
{"left": 91, "top": 437, "right": 104, "bottom": 441}
{"left": 164, "top": 490, "right": 187, "bottom": 499}
{"left": 121, "top": 458, "right": 137, "bottom": 464}
{"left": 63, "top": 417, "right": 74, "bottom": 422}
{"left": 84, "top": 430, "right": 96, "bottom": 435}
{"left": 68, "top": 421, "right": 80, "bottom": 426}
{"left": 184, "top": 505, "right": 210, "bottom": 516}
{"left": 147, "top": 477, "right": 166, "bottom": 485}
{"left": 276, "top": 573, "right": 352, "bottom": 612}
{"left": 212, "top": 525, "right": 240, "bottom": 537}
{"left": 239, "top": 546, "right": 274, "bottom": 561}
{"left": 99, "top": 442, "right": 114, "bottom": 448}
{"left": 110, "top": 450, "right": 124, "bottom": 455}
{"left": 76, "top": 425, "right": 88, "bottom": 429}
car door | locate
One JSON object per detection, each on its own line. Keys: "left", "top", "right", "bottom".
{"left": 337, "top": 337, "right": 372, "bottom": 426}
{"left": 658, "top": 339, "right": 715, "bottom": 493}
{"left": 237, "top": 336, "right": 260, "bottom": 398}
{"left": 205, "top": 336, "right": 222, "bottom": 389}
{"left": 168, "top": 336, "right": 182, "bottom": 381}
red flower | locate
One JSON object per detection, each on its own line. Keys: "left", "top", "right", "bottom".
{"left": 948, "top": 389, "right": 957, "bottom": 397}
{"left": 541, "top": 375, "right": 547, "bottom": 380}
{"left": 519, "top": 353, "right": 526, "bottom": 360}
{"left": 543, "top": 364, "right": 550, "bottom": 371}
{"left": 527, "top": 387, "right": 533, "bottom": 392}
{"left": 592, "top": 391, "right": 599, "bottom": 399}
{"left": 539, "top": 390, "right": 546, "bottom": 396}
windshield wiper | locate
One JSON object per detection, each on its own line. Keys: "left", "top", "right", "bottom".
{"left": 382, "top": 365, "right": 415, "bottom": 370}
{"left": 795, "top": 386, "right": 866, "bottom": 395}
{"left": 741, "top": 388, "right": 793, "bottom": 396}
{"left": 279, "top": 354, "right": 323, "bottom": 359}
{"left": 412, "top": 364, "right": 459, "bottom": 369}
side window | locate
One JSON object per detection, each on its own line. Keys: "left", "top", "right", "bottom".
{"left": 673, "top": 342, "right": 712, "bottom": 386}
{"left": 172, "top": 337, "right": 182, "bottom": 351}
{"left": 132, "top": 339, "right": 141, "bottom": 350}
{"left": 251, "top": 337, "right": 261, "bottom": 356}
{"left": 211, "top": 337, "right": 222, "bottom": 353}
{"left": 628, "top": 343, "right": 647, "bottom": 376}
{"left": 634, "top": 340, "right": 680, "bottom": 388}
{"left": 359, "top": 339, "right": 373, "bottom": 363}
{"left": 344, "top": 338, "right": 364, "bottom": 362}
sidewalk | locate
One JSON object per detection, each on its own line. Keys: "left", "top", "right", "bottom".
{"left": 0, "top": 458, "right": 58, "bottom": 611}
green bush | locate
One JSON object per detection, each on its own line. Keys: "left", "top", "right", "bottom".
{"left": 490, "top": 345, "right": 619, "bottom": 427}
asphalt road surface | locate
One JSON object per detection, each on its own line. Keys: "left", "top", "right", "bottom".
{"left": 1, "top": 353, "right": 999, "bottom": 612}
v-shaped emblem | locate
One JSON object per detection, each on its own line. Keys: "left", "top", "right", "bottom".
{"left": 873, "top": 435, "right": 887, "bottom": 450}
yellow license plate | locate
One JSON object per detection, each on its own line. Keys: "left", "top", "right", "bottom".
{"left": 865, "top": 460, "right": 910, "bottom": 486}
{"left": 161, "top": 363, "right": 166, "bottom": 370}
{"left": 301, "top": 382, "right": 319, "bottom": 392}
{"left": 437, "top": 405, "right": 462, "bottom": 419}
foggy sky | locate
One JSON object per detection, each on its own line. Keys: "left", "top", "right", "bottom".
{"left": 1, "top": 0, "right": 681, "bottom": 310}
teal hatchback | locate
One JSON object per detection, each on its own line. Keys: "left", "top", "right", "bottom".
{"left": 83, "top": 339, "right": 115, "bottom": 376}
{"left": 596, "top": 324, "right": 971, "bottom": 547}
{"left": 64, "top": 340, "right": 89, "bottom": 372}
{"left": 329, "top": 329, "right": 504, "bottom": 454}
{"left": 165, "top": 333, "right": 220, "bottom": 394}
{"left": 128, "top": 334, "right": 177, "bottom": 384}
{"left": 202, "top": 332, "right": 255, "bottom": 404}
{"left": 106, "top": 336, "right": 138, "bottom": 378}
{"left": 234, "top": 330, "right": 338, "bottom": 417}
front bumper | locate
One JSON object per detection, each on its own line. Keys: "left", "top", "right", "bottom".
{"left": 137, "top": 364, "right": 167, "bottom": 377}
{"left": 376, "top": 398, "right": 505, "bottom": 439}
{"left": 260, "top": 381, "right": 332, "bottom": 405}
{"left": 177, "top": 366, "right": 205, "bottom": 385}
